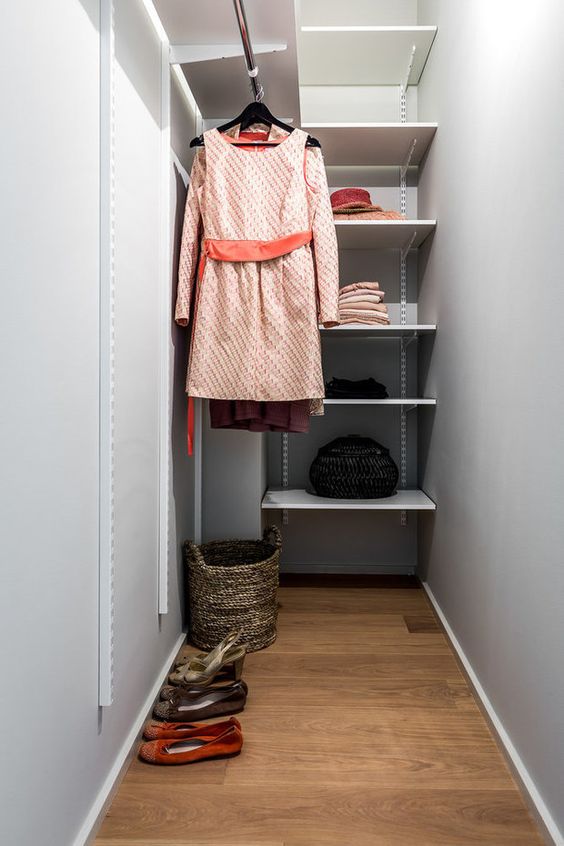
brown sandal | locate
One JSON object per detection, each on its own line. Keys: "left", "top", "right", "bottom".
{"left": 160, "top": 679, "right": 248, "bottom": 701}
{"left": 154, "top": 681, "right": 247, "bottom": 722}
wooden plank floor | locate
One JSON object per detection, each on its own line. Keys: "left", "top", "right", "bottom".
{"left": 96, "top": 578, "right": 543, "bottom": 846}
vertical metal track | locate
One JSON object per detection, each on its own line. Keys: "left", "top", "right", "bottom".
{"left": 99, "top": 0, "right": 116, "bottom": 707}
{"left": 194, "top": 399, "right": 203, "bottom": 544}
{"left": 158, "top": 38, "right": 171, "bottom": 616}
{"left": 400, "top": 87, "right": 407, "bottom": 124}
{"left": 281, "top": 433, "right": 289, "bottom": 526}
{"left": 193, "top": 110, "right": 204, "bottom": 547}
{"left": 400, "top": 335, "right": 408, "bottom": 527}
{"left": 399, "top": 80, "right": 408, "bottom": 527}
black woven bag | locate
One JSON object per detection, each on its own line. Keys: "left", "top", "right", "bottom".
{"left": 309, "top": 435, "right": 399, "bottom": 499}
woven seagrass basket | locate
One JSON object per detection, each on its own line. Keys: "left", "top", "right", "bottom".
{"left": 184, "top": 526, "right": 281, "bottom": 652}
{"left": 309, "top": 435, "right": 399, "bottom": 499}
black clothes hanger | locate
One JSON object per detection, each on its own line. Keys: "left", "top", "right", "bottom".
{"left": 189, "top": 101, "right": 321, "bottom": 148}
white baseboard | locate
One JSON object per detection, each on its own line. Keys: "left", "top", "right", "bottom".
{"left": 422, "top": 582, "right": 563, "bottom": 846}
{"left": 280, "top": 562, "right": 415, "bottom": 574}
{"left": 74, "top": 632, "right": 186, "bottom": 846}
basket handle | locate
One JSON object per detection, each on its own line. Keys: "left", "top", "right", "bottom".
{"left": 183, "top": 540, "right": 206, "bottom": 568}
{"left": 263, "top": 525, "right": 282, "bottom": 549}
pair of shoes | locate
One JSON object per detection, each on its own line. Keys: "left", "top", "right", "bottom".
{"left": 160, "top": 678, "right": 248, "bottom": 701}
{"left": 139, "top": 717, "right": 242, "bottom": 765}
{"left": 170, "top": 629, "right": 247, "bottom": 687}
{"left": 154, "top": 680, "right": 247, "bottom": 722}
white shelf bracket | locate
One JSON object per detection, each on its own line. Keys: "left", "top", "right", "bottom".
{"left": 399, "top": 45, "right": 416, "bottom": 124}
{"left": 400, "top": 231, "right": 418, "bottom": 264}
{"left": 168, "top": 43, "right": 286, "bottom": 65}
{"left": 400, "top": 44, "right": 417, "bottom": 94}
{"left": 400, "top": 138, "right": 417, "bottom": 180}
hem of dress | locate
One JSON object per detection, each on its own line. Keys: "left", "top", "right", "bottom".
{"left": 186, "top": 389, "right": 326, "bottom": 402}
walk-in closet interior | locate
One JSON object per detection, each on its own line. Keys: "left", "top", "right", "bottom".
{"left": 2, "top": 1, "right": 563, "bottom": 845}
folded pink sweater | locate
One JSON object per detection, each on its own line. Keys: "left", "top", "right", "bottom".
{"left": 339, "top": 288, "right": 385, "bottom": 302}
{"left": 340, "top": 281, "right": 382, "bottom": 296}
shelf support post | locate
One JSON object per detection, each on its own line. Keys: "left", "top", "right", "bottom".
{"left": 99, "top": 0, "right": 116, "bottom": 707}
{"left": 281, "top": 433, "right": 289, "bottom": 525}
{"left": 400, "top": 336, "right": 408, "bottom": 527}
{"left": 400, "top": 232, "right": 416, "bottom": 324}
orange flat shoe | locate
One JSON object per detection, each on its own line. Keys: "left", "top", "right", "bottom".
{"left": 139, "top": 725, "right": 243, "bottom": 765}
{"left": 143, "top": 716, "right": 241, "bottom": 741}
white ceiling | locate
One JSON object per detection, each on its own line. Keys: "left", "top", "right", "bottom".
{"left": 153, "top": 0, "right": 301, "bottom": 122}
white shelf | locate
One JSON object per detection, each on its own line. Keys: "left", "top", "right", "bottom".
{"left": 298, "top": 26, "right": 437, "bottom": 86}
{"left": 262, "top": 488, "right": 436, "bottom": 511}
{"left": 323, "top": 398, "right": 436, "bottom": 406}
{"left": 302, "top": 123, "right": 437, "bottom": 167}
{"left": 335, "top": 220, "right": 436, "bottom": 250}
{"left": 321, "top": 324, "right": 436, "bottom": 336}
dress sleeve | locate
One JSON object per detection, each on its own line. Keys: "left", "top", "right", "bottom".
{"left": 175, "top": 149, "right": 206, "bottom": 327}
{"left": 306, "top": 147, "right": 340, "bottom": 327}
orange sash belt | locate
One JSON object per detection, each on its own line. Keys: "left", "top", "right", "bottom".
{"left": 203, "top": 230, "right": 312, "bottom": 263}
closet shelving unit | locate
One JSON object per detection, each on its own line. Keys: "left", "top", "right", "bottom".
{"left": 262, "top": 20, "right": 438, "bottom": 520}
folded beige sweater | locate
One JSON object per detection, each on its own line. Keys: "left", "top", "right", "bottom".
{"left": 339, "top": 316, "right": 391, "bottom": 325}
{"left": 339, "top": 301, "right": 388, "bottom": 313}
{"left": 339, "top": 309, "right": 391, "bottom": 324}
{"left": 339, "top": 294, "right": 384, "bottom": 306}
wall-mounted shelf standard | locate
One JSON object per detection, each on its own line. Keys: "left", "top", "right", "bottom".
{"left": 302, "top": 123, "right": 437, "bottom": 167}
{"left": 262, "top": 488, "right": 436, "bottom": 511}
{"left": 335, "top": 220, "right": 436, "bottom": 250}
{"left": 298, "top": 26, "right": 437, "bottom": 86}
{"left": 323, "top": 398, "right": 436, "bottom": 406}
{"left": 321, "top": 324, "right": 436, "bottom": 337}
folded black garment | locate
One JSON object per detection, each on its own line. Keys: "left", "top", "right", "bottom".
{"left": 325, "top": 377, "right": 389, "bottom": 399}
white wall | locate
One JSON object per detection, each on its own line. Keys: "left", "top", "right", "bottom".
{"left": 417, "top": 1, "right": 564, "bottom": 840}
{"left": 0, "top": 2, "right": 194, "bottom": 844}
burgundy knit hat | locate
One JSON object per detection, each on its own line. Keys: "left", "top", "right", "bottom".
{"left": 330, "top": 187, "right": 373, "bottom": 210}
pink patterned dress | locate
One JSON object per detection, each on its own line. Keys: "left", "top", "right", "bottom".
{"left": 175, "top": 124, "right": 339, "bottom": 410}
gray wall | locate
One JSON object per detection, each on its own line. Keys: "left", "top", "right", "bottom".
{"left": 0, "top": 2, "right": 193, "bottom": 844}
{"left": 417, "top": 0, "right": 564, "bottom": 838}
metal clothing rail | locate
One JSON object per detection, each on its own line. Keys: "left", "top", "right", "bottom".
{"left": 232, "top": 0, "right": 264, "bottom": 102}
